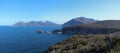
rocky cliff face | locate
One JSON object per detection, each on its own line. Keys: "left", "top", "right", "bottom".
{"left": 53, "top": 20, "right": 120, "bottom": 34}
{"left": 62, "top": 17, "right": 98, "bottom": 27}
{"left": 61, "top": 27, "right": 120, "bottom": 34}
{"left": 13, "top": 21, "right": 60, "bottom": 26}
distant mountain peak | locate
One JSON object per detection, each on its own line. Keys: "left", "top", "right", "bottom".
{"left": 63, "top": 17, "right": 98, "bottom": 27}
{"left": 75, "top": 17, "right": 87, "bottom": 19}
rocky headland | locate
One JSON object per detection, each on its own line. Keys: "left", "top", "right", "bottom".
{"left": 46, "top": 32, "right": 120, "bottom": 53}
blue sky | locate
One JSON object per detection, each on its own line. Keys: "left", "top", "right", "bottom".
{"left": 0, "top": 0, "right": 120, "bottom": 25}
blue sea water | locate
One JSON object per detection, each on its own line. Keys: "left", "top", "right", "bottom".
{"left": 0, "top": 26, "right": 73, "bottom": 53}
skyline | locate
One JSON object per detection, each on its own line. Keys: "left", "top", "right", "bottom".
{"left": 0, "top": 0, "right": 120, "bottom": 25}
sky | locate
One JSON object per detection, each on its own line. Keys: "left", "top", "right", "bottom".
{"left": 0, "top": 0, "right": 120, "bottom": 25}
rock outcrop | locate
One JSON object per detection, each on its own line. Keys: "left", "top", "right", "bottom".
{"left": 46, "top": 32, "right": 120, "bottom": 53}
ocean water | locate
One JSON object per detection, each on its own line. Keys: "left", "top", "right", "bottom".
{"left": 0, "top": 26, "right": 72, "bottom": 53}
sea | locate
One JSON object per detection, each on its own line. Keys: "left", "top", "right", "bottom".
{"left": 0, "top": 26, "right": 73, "bottom": 53}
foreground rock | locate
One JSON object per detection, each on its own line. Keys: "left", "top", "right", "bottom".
{"left": 46, "top": 32, "right": 120, "bottom": 53}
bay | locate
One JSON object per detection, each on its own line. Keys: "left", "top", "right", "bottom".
{"left": 0, "top": 26, "right": 72, "bottom": 53}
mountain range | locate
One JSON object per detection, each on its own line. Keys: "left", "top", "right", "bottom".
{"left": 13, "top": 21, "right": 60, "bottom": 26}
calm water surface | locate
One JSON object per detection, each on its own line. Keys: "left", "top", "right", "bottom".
{"left": 0, "top": 26, "right": 73, "bottom": 53}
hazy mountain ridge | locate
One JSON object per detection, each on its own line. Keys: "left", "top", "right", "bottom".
{"left": 13, "top": 21, "right": 60, "bottom": 26}
{"left": 62, "top": 17, "right": 98, "bottom": 27}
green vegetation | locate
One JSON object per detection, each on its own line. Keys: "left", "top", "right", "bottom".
{"left": 47, "top": 32, "right": 120, "bottom": 53}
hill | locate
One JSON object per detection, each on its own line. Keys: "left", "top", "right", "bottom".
{"left": 62, "top": 17, "right": 98, "bottom": 27}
